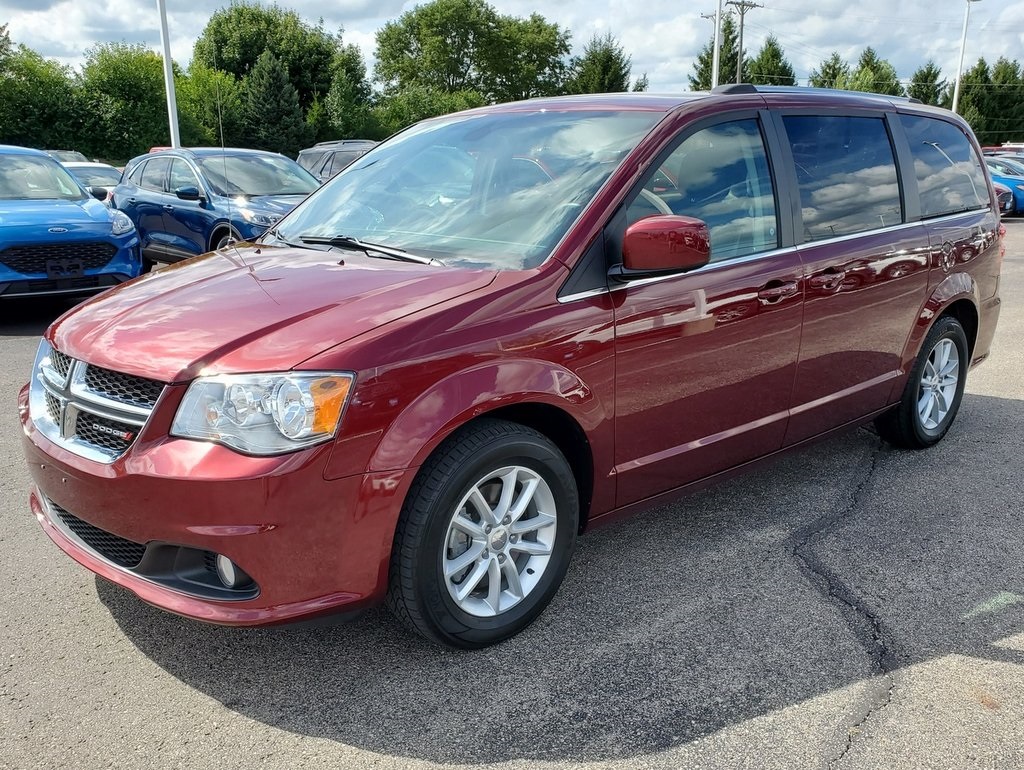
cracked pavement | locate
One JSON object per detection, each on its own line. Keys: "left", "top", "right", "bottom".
{"left": 1, "top": 221, "right": 1022, "bottom": 769}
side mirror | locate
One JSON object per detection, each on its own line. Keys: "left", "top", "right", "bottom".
{"left": 610, "top": 215, "right": 711, "bottom": 281}
{"left": 87, "top": 186, "right": 108, "bottom": 201}
{"left": 174, "top": 185, "right": 203, "bottom": 202}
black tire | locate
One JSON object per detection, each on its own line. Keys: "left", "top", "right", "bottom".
{"left": 875, "top": 315, "right": 969, "bottom": 449}
{"left": 386, "top": 419, "right": 578, "bottom": 648}
{"left": 211, "top": 228, "right": 239, "bottom": 251}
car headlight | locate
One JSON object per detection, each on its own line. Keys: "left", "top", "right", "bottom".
{"left": 111, "top": 210, "right": 135, "bottom": 235}
{"left": 171, "top": 372, "right": 354, "bottom": 455}
{"left": 240, "top": 209, "right": 279, "bottom": 227}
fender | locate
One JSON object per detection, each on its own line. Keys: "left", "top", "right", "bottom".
{"left": 887, "top": 270, "right": 979, "bottom": 404}
{"left": 362, "top": 358, "right": 608, "bottom": 475}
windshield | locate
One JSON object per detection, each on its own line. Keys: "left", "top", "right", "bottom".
{"left": 195, "top": 154, "right": 319, "bottom": 197}
{"left": 276, "top": 109, "right": 663, "bottom": 269}
{"left": 998, "top": 157, "right": 1024, "bottom": 176}
{"left": 0, "top": 155, "right": 87, "bottom": 201}
{"left": 68, "top": 166, "right": 122, "bottom": 187}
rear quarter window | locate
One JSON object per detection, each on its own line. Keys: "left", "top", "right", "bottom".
{"left": 899, "top": 115, "right": 988, "bottom": 218}
{"left": 783, "top": 115, "right": 903, "bottom": 241}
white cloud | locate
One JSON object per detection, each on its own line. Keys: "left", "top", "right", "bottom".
{"left": 1, "top": 0, "right": 1020, "bottom": 92}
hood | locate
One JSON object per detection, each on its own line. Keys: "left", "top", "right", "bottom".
{"left": 0, "top": 197, "right": 112, "bottom": 231}
{"left": 49, "top": 244, "right": 497, "bottom": 383}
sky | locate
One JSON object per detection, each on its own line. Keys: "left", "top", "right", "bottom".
{"left": 2, "top": 0, "right": 1023, "bottom": 93}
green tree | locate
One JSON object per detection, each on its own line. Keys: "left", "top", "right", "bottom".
{"left": 324, "top": 45, "right": 375, "bottom": 139}
{"left": 689, "top": 14, "right": 746, "bottom": 90}
{"left": 987, "top": 57, "right": 1024, "bottom": 143}
{"left": 845, "top": 47, "right": 903, "bottom": 95}
{"left": 176, "top": 63, "right": 244, "bottom": 146}
{"left": 809, "top": 52, "right": 849, "bottom": 89}
{"left": 375, "top": 0, "right": 499, "bottom": 95}
{"left": 374, "top": 0, "right": 569, "bottom": 102}
{"left": 956, "top": 58, "right": 995, "bottom": 141}
{"left": 79, "top": 43, "right": 171, "bottom": 158}
{"left": 372, "top": 85, "right": 486, "bottom": 136}
{"left": 192, "top": 2, "right": 339, "bottom": 110}
{"left": 908, "top": 61, "right": 945, "bottom": 105}
{"left": 239, "top": 51, "right": 310, "bottom": 156}
{"left": 747, "top": 35, "right": 795, "bottom": 86}
{"left": 565, "top": 33, "right": 644, "bottom": 94}
{"left": 0, "top": 45, "right": 82, "bottom": 149}
{"left": 484, "top": 13, "right": 570, "bottom": 101}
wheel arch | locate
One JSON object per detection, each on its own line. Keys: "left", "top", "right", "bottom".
{"left": 208, "top": 222, "right": 240, "bottom": 251}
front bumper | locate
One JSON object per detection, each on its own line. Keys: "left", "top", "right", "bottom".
{"left": 19, "top": 384, "right": 412, "bottom": 626}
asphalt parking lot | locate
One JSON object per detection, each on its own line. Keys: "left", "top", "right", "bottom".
{"left": 1, "top": 222, "right": 1022, "bottom": 770}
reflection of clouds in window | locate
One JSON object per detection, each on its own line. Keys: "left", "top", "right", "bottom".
{"left": 899, "top": 115, "right": 988, "bottom": 218}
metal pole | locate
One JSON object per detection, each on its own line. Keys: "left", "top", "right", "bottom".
{"left": 727, "top": 1, "right": 762, "bottom": 84}
{"left": 156, "top": 0, "right": 181, "bottom": 147}
{"left": 952, "top": 0, "right": 980, "bottom": 114}
{"left": 711, "top": 0, "right": 723, "bottom": 88}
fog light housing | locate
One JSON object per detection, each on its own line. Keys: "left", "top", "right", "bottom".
{"left": 215, "top": 554, "right": 252, "bottom": 588}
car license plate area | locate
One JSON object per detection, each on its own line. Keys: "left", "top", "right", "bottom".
{"left": 45, "top": 259, "right": 84, "bottom": 278}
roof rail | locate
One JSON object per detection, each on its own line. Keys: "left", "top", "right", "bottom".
{"left": 711, "top": 83, "right": 757, "bottom": 95}
{"left": 711, "top": 83, "right": 924, "bottom": 104}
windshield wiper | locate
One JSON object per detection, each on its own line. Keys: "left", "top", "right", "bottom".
{"left": 298, "top": 234, "right": 445, "bottom": 266}
{"left": 262, "top": 228, "right": 304, "bottom": 248}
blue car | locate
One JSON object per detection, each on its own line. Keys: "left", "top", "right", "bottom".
{"left": 985, "top": 156, "right": 1024, "bottom": 216}
{"left": 112, "top": 148, "right": 319, "bottom": 264}
{"left": 0, "top": 145, "right": 142, "bottom": 300}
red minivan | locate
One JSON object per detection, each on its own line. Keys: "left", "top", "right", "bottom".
{"left": 20, "top": 87, "right": 1003, "bottom": 647}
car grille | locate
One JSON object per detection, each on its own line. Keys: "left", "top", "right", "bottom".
{"left": 29, "top": 342, "right": 163, "bottom": 463}
{"left": 0, "top": 242, "right": 118, "bottom": 274}
{"left": 50, "top": 502, "right": 146, "bottom": 568}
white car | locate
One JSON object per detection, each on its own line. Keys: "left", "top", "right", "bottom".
{"left": 61, "top": 161, "right": 123, "bottom": 205}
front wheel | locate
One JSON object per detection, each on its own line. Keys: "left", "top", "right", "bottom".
{"left": 875, "top": 315, "right": 969, "bottom": 448}
{"left": 387, "top": 419, "right": 578, "bottom": 648}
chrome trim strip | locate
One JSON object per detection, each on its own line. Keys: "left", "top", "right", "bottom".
{"left": 69, "top": 362, "right": 155, "bottom": 419}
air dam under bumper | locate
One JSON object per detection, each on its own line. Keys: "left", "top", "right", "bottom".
{"left": 20, "top": 386, "right": 413, "bottom": 626}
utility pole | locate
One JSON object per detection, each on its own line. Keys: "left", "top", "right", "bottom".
{"left": 726, "top": 0, "right": 761, "bottom": 84}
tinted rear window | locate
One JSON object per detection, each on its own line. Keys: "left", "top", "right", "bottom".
{"left": 899, "top": 115, "right": 988, "bottom": 218}
{"left": 784, "top": 115, "right": 903, "bottom": 241}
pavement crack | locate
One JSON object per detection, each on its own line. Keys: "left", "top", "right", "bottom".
{"left": 787, "top": 435, "right": 896, "bottom": 769}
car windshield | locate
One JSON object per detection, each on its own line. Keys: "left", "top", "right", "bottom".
{"left": 68, "top": 166, "right": 122, "bottom": 187}
{"left": 0, "top": 155, "right": 87, "bottom": 201}
{"left": 275, "top": 109, "right": 663, "bottom": 270}
{"left": 195, "top": 154, "right": 319, "bottom": 197}
{"left": 47, "top": 150, "right": 89, "bottom": 162}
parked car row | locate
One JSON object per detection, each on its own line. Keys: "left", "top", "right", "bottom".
{"left": 984, "top": 155, "right": 1024, "bottom": 216}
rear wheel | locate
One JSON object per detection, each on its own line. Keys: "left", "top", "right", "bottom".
{"left": 387, "top": 419, "right": 578, "bottom": 648}
{"left": 875, "top": 316, "right": 969, "bottom": 448}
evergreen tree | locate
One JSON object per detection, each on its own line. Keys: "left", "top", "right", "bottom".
{"left": 846, "top": 47, "right": 903, "bottom": 95}
{"left": 689, "top": 14, "right": 746, "bottom": 90}
{"left": 747, "top": 35, "right": 795, "bottom": 86}
{"left": 908, "top": 61, "right": 945, "bottom": 105}
{"left": 565, "top": 33, "right": 634, "bottom": 94}
{"left": 809, "top": 52, "right": 849, "bottom": 89}
{"left": 240, "top": 51, "right": 310, "bottom": 156}
{"left": 988, "top": 57, "right": 1024, "bottom": 144}
{"left": 957, "top": 58, "right": 994, "bottom": 142}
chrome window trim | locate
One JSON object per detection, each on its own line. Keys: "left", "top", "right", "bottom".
{"left": 556, "top": 206, "right": 994, "bottom": 304}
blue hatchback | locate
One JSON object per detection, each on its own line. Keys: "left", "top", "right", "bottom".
{"left": 985, "top": 156, "right": 1024, "bottom": 216}
{"left": 112, "top": 148, "right": 319, "bottom": 264}
{"left": 0, "top": 145, "right": 142, "bottom": 300}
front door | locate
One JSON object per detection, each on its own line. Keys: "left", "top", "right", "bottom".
{"left": 612, "top": 117, "right": 803, "bottom": 506}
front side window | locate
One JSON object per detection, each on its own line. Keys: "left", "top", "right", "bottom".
{"left": 276, "top": 109, "right": 663, "bottom": 270}
{"left": 784, "top": 115, "right": 903, "bottom": 240}
{"left": 899, "top": 115, "right": 988, "bottom": 219}
{"left": 0, "top": 155, "right": 87, "bottom": 201}
{"left": 627, "top": 119, "right": 779, "bottom": 263}
{"left": 169, "top": 159, "right": 200, "bottom": 192}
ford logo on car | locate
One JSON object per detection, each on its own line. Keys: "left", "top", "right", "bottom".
{"left": 47, "top": 226, "right": 69, "bottom": 233}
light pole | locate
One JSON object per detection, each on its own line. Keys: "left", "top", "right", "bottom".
{"left": 157, "top": 0, "right": 181, "bottom": 147}
{"left": 951, "top": 0, "right": 982, "bottom": 115}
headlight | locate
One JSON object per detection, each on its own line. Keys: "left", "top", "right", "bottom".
{"left": 171, "top": 372, "right": 354, "bottom": 455}
{"left": 111, "top": 210, "right": 135, "bottom": 235}
{"left": 240, "top": 209, "right": 279, "bottom": 227}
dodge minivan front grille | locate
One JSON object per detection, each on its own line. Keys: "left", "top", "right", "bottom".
{"left": 29, "top": 342, "right": 163, "bottom": 463}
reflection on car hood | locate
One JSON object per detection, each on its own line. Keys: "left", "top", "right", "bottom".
{"left": 237, "top": 194, "right": 308, "bottom": 216}
{"left": 49, "top": 244, "right": 498, "bottom": 383}
{"left": 0, "top": 197, "right": 112, "bottom": 229}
